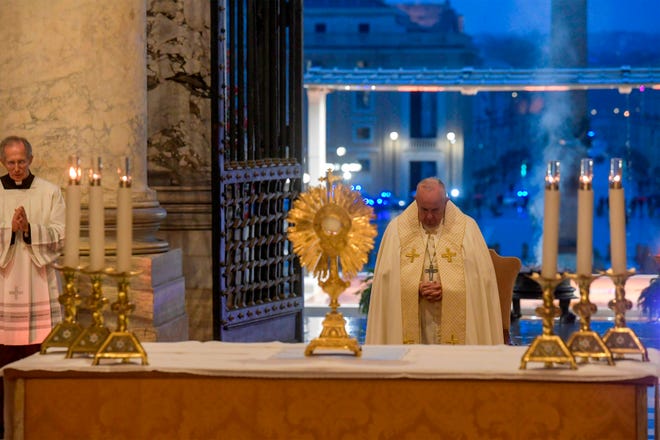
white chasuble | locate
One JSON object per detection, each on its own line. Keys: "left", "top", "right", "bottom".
{"left": 366, "top": 201, "right": 503, "bottom": 345}
{"left": 399, "top": 202, "right": 466, "bottom": 344}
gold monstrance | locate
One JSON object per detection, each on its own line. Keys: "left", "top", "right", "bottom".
{"left": 287, "top": 171, "right": 376, "bottom": 356}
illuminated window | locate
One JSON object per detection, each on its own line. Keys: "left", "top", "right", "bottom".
{"left": 354, "top": 126, "right": 372, "bottom": 142}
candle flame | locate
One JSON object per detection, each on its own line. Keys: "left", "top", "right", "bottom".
{"left": 579, "top": 174, "right": 592, "bottom": 184}
{"left": 68, "top": 166, "right": 81, "bottom": 183}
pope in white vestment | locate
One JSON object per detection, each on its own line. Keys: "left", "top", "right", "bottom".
{"left": 366, "top": 178, "right": 503, "bottom": 345}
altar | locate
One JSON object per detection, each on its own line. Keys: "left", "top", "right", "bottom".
{"left": 3, "top": 342, "right": 658, "bottom": 439}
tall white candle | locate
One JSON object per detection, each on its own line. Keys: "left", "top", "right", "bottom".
{"left": 576, "top": 158, "right": 594, "bottom": 276}
{"left": 64, "top": 156, "right": 82, "bottom": 268}
{"left": 88, "top": 157, "right": 105, "bottom": 271}
{"left": 541, "top": 161, "right": 560, "bottom": 279}
{"left": 609, "top": 158, "right": 627, "bottom": 274}
{"left": 116, "top": 158, "right": 132, "bottom": 273}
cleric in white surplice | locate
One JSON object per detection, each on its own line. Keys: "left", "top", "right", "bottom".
{"left": 365, "top": 177, "right": 503, "bottom": 345}
{"left": 0, "top": 136, "right": 64, "bottom": 349}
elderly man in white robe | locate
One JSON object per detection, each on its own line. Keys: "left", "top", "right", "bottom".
{"left": 366, "top": 177, "right": 503, "bottom": 345}
{"left": 0, "top": 136, "right": 64, "bottom": 372}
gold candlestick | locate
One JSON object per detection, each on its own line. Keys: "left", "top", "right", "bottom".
{"left": 602, "top": 269, "right": 648, "bottom": 361}
{"left": 520, "top": 273, "right": 577, "bottom": 369}
{"left": 565, "top": 273, "right": 614, "bottom": 365}
{"left": 66, "top": 270, "right": 110, "bottom": 358}
{"left": 41, "top": 265, "right": 84, "bottom": 353}
{"left": 92, "top": 269, "right": 148, "bottom": 365}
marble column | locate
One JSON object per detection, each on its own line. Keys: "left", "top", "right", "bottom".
{"left": 0, "top": 0, "right": 187, "bottom": 341}
{"left": 146, "top": 0, "right": 213, "bottom": 341}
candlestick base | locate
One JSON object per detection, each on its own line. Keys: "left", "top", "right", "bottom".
{"left": 92, "top": 331, "right": 148, "bottom": 365}
{"left": 68, "top": 325, "right": 111, "bottom": 358}
{"left": 565, "top": 273, "right": 614, "bottom": 365}
{"left": 567, "top": 330, "right": 615, "bottom": 365}
{"left": 520, "top": 273, "right": 577, "bottom": 369}
{"left": 41, "top": 322, "right": 84, "bottom": 354}
{"left": 92, "top": 269, "right": 148, "bottom": 365}
{"left": 601, "top": 269, "right": 649, "bottom": 362}
{"left": 41, "top": 265, "right": 83, "bottom": 354}
{"left": 67, "top": 270, "right": 111, "bottom": 358}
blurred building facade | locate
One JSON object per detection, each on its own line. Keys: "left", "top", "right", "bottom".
{"left": 304, "top": 0, "right": 479, "bottom": 201}
{"left": 303, "top": 0, "right": 660, "bottom": 219}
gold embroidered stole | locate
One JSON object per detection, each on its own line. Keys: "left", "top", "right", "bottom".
{"left": 437, "top": 202, "right": 467, "bottom": 344}
{"left": 398, "top": 203, "right": 425, "bottom": 344}
{"left": 398, "top": 201, "right": 467, "bottom": 344}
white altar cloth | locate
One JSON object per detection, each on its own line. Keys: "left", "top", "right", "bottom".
{"left": 4, "top": 341, "right": 658, "bottom": 383}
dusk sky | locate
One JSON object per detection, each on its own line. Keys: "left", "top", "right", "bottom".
{"left": 396, "top": 0, "right": 659, "bottom": 35}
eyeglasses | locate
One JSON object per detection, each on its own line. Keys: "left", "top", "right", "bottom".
{"left": 4, "top": 160, "right": 28, "bottom": 168}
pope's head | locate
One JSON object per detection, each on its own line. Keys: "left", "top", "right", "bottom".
{"left": 0, "top": 136, "right": 33, "bottom": 184}
{"left": 415, "top": 177, "right": 447, "bottom": 231}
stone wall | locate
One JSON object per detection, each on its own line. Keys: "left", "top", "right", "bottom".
{"left": 147, "top": 0, "right": 213, "bottom": 340}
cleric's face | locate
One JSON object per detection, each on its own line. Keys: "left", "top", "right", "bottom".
{"left": 1, "top": 141, "right": 33, "bottom": 183}
{"left": 416, "top": 187, "right": 447, "bottom": 230}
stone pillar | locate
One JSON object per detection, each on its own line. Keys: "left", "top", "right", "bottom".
{"left": 0, "top": 0, "right": 187, "bottom": 341}
{"left": 306, "top": 88, "right": 329, "bottom": 186}
{"left": 146, "top": 0, "right": 213, "bottom": 341}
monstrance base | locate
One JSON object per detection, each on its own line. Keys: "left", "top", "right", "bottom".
{"left": 520, "top": 334, "right": 577, "bottom": 369}
{"left": 305, "top": 311, "right": 361, "bottom": 357}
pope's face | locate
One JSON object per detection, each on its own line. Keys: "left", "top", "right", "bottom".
{"left": 416, "top": 185, "right": 447, "bottom": 231}
{"left": 1, "top": 142, "right": 33, "bottom": 183}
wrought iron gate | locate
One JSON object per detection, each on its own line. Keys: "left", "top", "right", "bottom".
{"left": 211, "top": 0, "right": 304, "bottom": 341}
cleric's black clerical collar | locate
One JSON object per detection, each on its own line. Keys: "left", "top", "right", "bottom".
{"left": 1, "top": 173, "right": 35, "bottom": 189}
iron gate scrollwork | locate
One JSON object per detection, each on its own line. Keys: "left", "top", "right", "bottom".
{"left": 212, "top": 0, "right": 304, "bottom": 341}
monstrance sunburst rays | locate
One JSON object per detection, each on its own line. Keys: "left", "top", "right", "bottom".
{"left": 287, "top": 171, "right": 376, "bottom": 356}
{"left": 288, "top": 182, "right": 375, "bottom": 280}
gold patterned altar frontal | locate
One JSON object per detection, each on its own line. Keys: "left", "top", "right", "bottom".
{"left": 8, "top": 375, "right": 648, "bottom": 439}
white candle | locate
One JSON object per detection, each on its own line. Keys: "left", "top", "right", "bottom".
{"left": 576, "top": 158, "right": 593, "bottom": 276}
{"left": 88, "top": 157, "right": 105, "bottom": 271}
{"left": 64, "top": 156, "right": 82, "bottom": 268}
{"left": 609, "top": 158, "right": 627, "bottom": 274}
{"left": 116, "top": 158, "right": 132, "bottom": 273}
{"left": 541, "top": 161, "right": 560, "bottom": 279}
